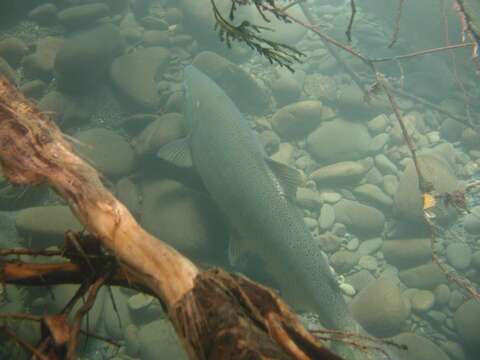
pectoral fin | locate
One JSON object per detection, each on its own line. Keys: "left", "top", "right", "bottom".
{"left": 266, "top": 158, "right": 304, "bottom": 199}
{"left": 156, "top": 138, "right": 193, "bottom": 168}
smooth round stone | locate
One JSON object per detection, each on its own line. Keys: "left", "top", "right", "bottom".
{"left": 383, "top": 174, "right": 399, "bottom": 196}
{"left": 358, "top": 237, "right": 383, "bottom": 256}
{"left": 320, "top": 192, "right": 342, "bottom": 203}
{"left": 359, "top": 255, "right": 378, "bottom": 270}
{"left": 346, "top": 238, "right": 360, "bottom": 251}
{"left": 127, "top": 293, "right": 154, "bottom": 312}
{"left": 304, "top": 217, "right": 318, "bottom": 230}
{"left": 448, "top": 290, "right": 465, "bottom": 310}
{"left": 463, "top": 206, "right": 480, "bottom": 234}
{"left": 434, "top": 284, "right": 451, "bottom": 306}
{"left": 411, "top": 290, "right": 435, "bottom": 313}
{"left": 446, "top": 243, "right": 472, "bottom": 270}
{"left": 339, "top": 282, "right": 356, "bottom": 296}
{"left": 472, "top": 251, "right": 480, "bottom": 270}
{"left": 319, "top": 204, "right": 335, "bottom": 230}
{"left": 367, "top": 114, "right": 388, "bottom": 133}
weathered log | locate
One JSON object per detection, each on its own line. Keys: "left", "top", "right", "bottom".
{"left": 0, "top": 76, "right": 341, "bottom": 359}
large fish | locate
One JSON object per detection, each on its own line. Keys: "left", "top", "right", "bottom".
{"left": 158, "top": 65, "right": 396, "bottom": 360}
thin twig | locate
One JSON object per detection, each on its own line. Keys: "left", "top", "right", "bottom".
{"left": 0, "top": 325, "right": 49, "bottom": 360}
{"left": 345, "top": 0, "right": 356, "bottom": 43}
{"left": 388, "top": 0, "right": 405, "bottom": 48}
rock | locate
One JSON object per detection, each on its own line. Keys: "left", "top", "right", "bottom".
{"left": 116, "top": 178, "right": 141, "bottom": 218}
{"left": 20, "top": 80, "right": 47, "bottom": 99}
{"left": 124, "top": 324, "right": 140, "bottom": 356}
{"left": 270, "top": 100, "right": 325, "bottom": 139}
{"left": 138, "top": 319, "right": 188, "bottom": 360}
{"left": 0, "top": 37, "right": 28, "bottom": 67}
{"left": 472, "top": 251, "right": 480, "bottom": 270}
{"left": 140, "top": 178, "right": 227, "bottom": 262}
{"left": 390, "top": 333, "right": 450, "bottom": 360}
{"left": 346, "top": 269, "right": 374, "bottom": 292}
{"left": 306, "top": 119, "right": 371, "bottom": 164}
{"left": 463, "top": 206, "right": 480, "bottom": 234}
{"left": 330, "top": 251, "right": 359, "bottom": 273}
{"left": 22, "top": 36, "right": 64, "bottom": 80}
{"left": 38, "top": 90, "right": 93, "bottom": 126}
{"left": 357, "top": 237, "right": 383, "bottom": 256}
{"left": 350, "top": 277, "right": 409, "bottom": 337}
{"left": 318, "top": 204, "right": 335, "bottom": 230}
{"left": 110, "top": 47, "right": 170, "bottom": 111}
{"left": 346, "top": 238, "right": 359, "bottom": 251}
{"left": 192, "top": 51, "right": 269, "bottom": 115}
{"left": 454, "top": 299, "right": 480, "bottom": 351}
{"left": 394, "top": 152, "right": 458, "bottom": 223}
{"left": 367, "top": 114, "right": 389, "bottom": 133}
{"left": 399, "top": 262, "right": 447, "bottom": 289}
{"left": 142, "top": 30, "right": 171, "bottom": 47}
{"left": 353, "top": 184, "right": 393, "bottom": 209}
{"left": 320, "top": 192, "right": 342, "bottom": 203}
{"left": 15, "top": 206, "right": 82, "bottom": 248}
{"left": 128, "top": 293, "right": 154, "bottom": 312}
{"left": 0, "top": 57, "right": 17, "bottom": 84}
{"left": 296, "top": 187, "right": 323, "bottom": 211}
{"left": 133, "top": 113, "right": 185, "bottom": 156}
{"left": 440, "top": 117, "right": 464, "bottom": 142}
{"left": 55, "top": 24, "right": 125, "bottom": 94}
{"left": 304, "top": 217, "right": 318, "bottom": 230}
{"left": 74, "top": 128, "right": 135, "bottom": 177}
{"left": 270, "top": 142, "right": 294, "bottom": 165}
{"left": 446, "top": 243, "right": 471, "bottom": 270}
{"left": 368, "top": 133, "right": 389, "bottom": 154}
{"left": 317, "top": 232, "right": 343, "bottom": 253}
{"left": 374, "top": 154, "right": 398, "bottom": 175}
{"left": 449, "top": 289, "right": 465, "bottom": 310}
{"left": 310, "top": 161, "right": 367, "bottom": 184}
{"left": 382, "top": 238, "right": 432, "bottom": 269}
{"left": 271, "top": 76, "right": 301, "bottom": 106}
{"left": 359, "top": 255, "right": 378, "bottom": 270}
{"left": 45, "top": 284, "right": 106, "bottom": 331}
{"left": 103, "top": 286, "right": 133, "bottom": 339}
{"left": 28, "top": 3, "right": 58, "bottom": 25}
{"left": 259, "top": 130, "right": 280, "bottom": 154}
{"left": 58, "top": 3, "right": 110, "bottom": 29}
{"left": 440, "top": 341, "right": 467, "bottom": 360}
{"left": 339, "top": 282, "right": 356, "bottom": 296}
{"left": 411, "top": 290, "right": 435, "bottom": 312}
{"left": 333, "top": 199, "right": 385, "bottom": 237}
{"left": 434, "top": 284, "right": 450, "bottom": 306}
{"left": 383, "top": 174, "right": 399, "bottom": 196}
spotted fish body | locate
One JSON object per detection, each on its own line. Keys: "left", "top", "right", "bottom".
{"left": 161, "top": 65, "right": 395, "bottom": 360}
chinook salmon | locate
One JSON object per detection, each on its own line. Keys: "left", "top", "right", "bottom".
{"left": 158, "top": 65, "right": 397, "bottom": 360}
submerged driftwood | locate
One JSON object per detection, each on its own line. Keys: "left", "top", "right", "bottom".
{"left": 0, "top": 75, "right": 342, "bottom": 360}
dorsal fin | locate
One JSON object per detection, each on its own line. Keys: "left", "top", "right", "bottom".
{"left": 266, "top": 158, "right": 304, "bottom": 199}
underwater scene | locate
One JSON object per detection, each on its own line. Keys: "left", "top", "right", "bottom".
{"left": 0, "top": 0, "right": 479, "bottom": 359}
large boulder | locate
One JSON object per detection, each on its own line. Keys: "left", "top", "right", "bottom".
{"left": 350, "top": 277, "right": 409, "bottom": 337}
{"left": 192, "top": 51, "right": 269, "bottom": 115}
{"left": 394, "top": 152, "right": 458, "bottom": 223}
{"left": 54, "top": 23, "right": 125, "bottom": 94}
{"left": 110, "top": 47, "right": 170, "bottom": 111}
{"left": 306, "top": 118, "right": 371, "bottom": 164}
